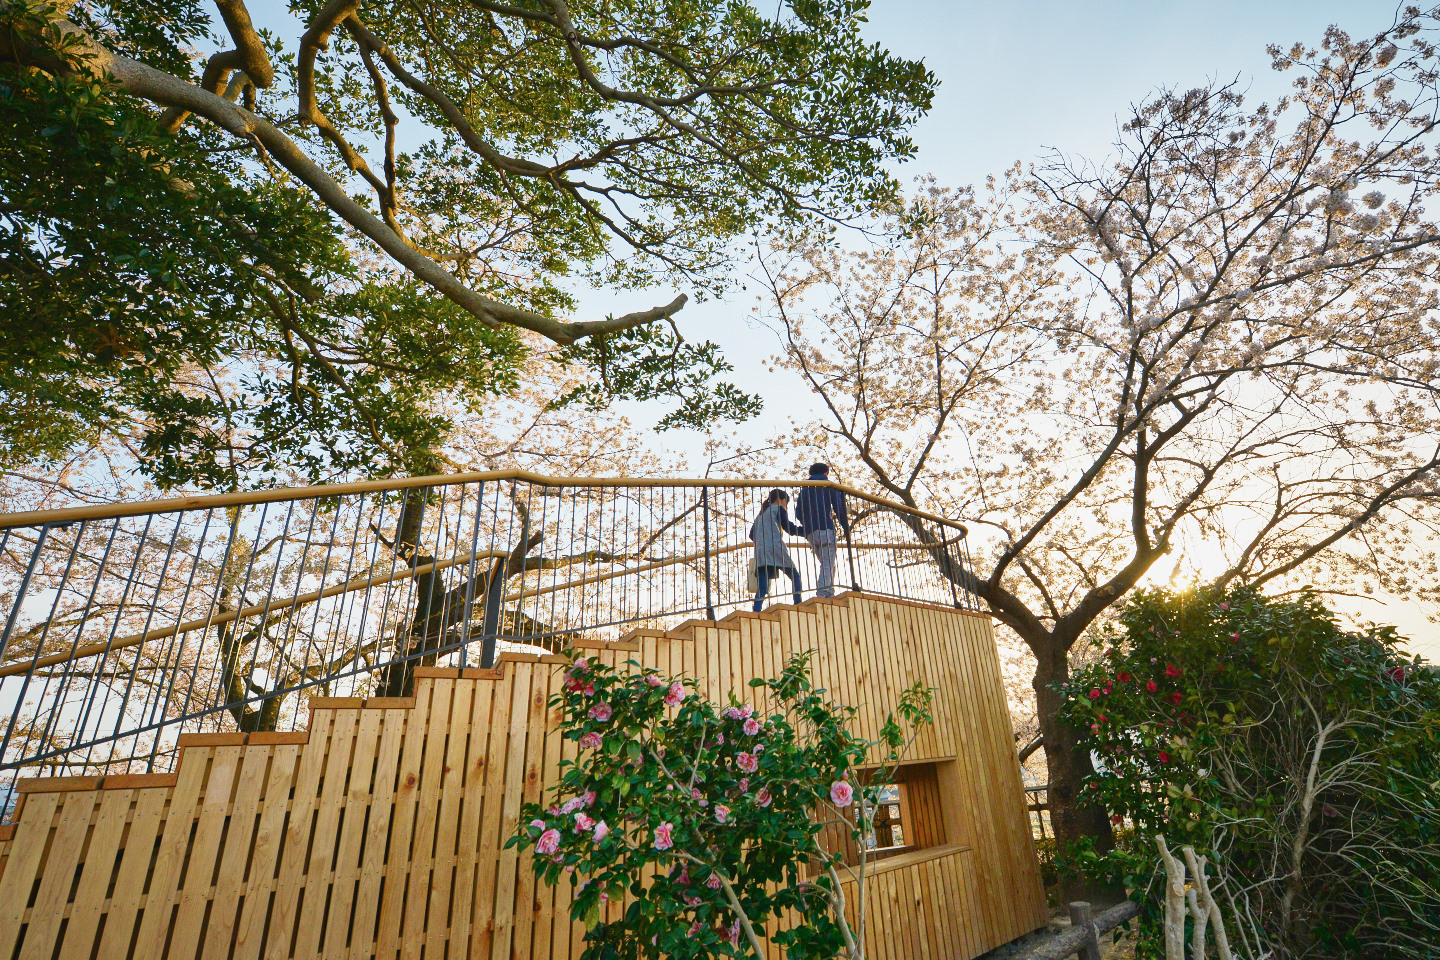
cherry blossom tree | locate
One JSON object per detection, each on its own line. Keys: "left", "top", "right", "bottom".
{"left": 755, "top": 9, "right": 1440, "bottom": 863}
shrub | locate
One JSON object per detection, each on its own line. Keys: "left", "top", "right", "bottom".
{"left": 1058, "top": 586, "right": 1440, "bottom": 959}
{"left": 508, "top": 650, "right": 933, "bottom": 960}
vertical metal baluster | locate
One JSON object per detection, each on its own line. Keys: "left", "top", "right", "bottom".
{"left": 234, "top": 498, "right": 297, "bottom": 729}
{"left": 80, "top": 514, "right": 154, "bottom": 756}
{"left": 2, "top": 521, "right": 82, "bottom": 772}
{"left": 274, "top": 497, "right": 323, "bottom": 703}
{"left": 366, "top": 491, "right": 406, "bottom": 669}
{"left": 110, "top": 513, "right": 187, "bottom": 764}
{"left": 457, "top": 481, "right": 485, "bottom": 668}
{"left": 701, "top": 485, "right": 716, "bottom": 621}
{"left": 345, "top": 492, "right": 390, "bottom": 692}
{"left": 142, "top": 508, "right": 218, "bottom": 770}
{"left": 0, "top": 523, "right": 52, "bottom": 665}
{"left": 172, "top": 505, "right": 246, "bottom": 745}
{"left": 300, "top": 495, "right": 347, "bottom": 702}
{"left": 436, "top": 480, "right": 457, "bottom": 661}
{"left": 479, "top": 483, "right": 515, "bottom": 669}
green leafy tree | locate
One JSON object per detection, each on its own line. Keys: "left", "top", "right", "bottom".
{"left": 1059, "top": 587, "right": 1440, "bottom": 959}
{"left": 1, "top": 0, "right": 932, "bottom": 487}
{"left": 509, "top": 651, "right": 933, "bottom": 960}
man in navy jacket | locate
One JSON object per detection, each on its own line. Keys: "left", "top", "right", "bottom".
{"left": 795, "top": 463, "right": 850, "bottom": 598}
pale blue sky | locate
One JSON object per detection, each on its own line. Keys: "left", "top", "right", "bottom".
{"left": 863, "top": 1, "right": 1399, "bottom": 188}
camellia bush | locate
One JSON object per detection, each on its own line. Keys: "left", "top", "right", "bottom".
{"left": 1058, "top": 586, "right": 1440, "bottom": 959}
{"left": 508, "top": 651, "right": 933, "bottom": 960}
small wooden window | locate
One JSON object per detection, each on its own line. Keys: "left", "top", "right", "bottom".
{"left": 815, "top": 762, "right": 944, "bottom": 869}
{"left": 863, "top": 783, "right": 910, "bottom": 852}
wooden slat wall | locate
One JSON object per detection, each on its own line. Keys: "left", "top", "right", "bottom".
{"left": 0, "top": 593, "right": 1046, "bottom": 960}
{"left": 832, "top": 846, "right": 982, "bottom": 960}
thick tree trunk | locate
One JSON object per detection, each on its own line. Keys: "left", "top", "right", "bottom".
{"left": 1032, "top": 641, "right": 1119, "bottom": 902}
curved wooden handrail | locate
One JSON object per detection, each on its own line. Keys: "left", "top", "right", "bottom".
{"left": 0, "top": 469, "right": 967, "bottom": 535}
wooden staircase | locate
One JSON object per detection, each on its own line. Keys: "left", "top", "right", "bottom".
{"left": 0, "top": 592, "right": 1046, "bottom": 960}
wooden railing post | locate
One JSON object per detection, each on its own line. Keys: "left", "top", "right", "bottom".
{"left": 1068, "top": 902, "right": 1102, "bottom": 960}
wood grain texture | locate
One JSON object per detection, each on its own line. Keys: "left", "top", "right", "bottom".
{"left": 0, "top": 594, "right": 1044, "bottom": 959}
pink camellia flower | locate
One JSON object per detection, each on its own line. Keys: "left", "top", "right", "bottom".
{"left": 692, "top": 787, "right": 703, "bottom": 801}
{"left": 684, "top": 895, "right": 702, "bottom": 906}
{"left": 722, "top": 706, "right": 741, "bottom": 720}
{"left": 665, "top": 681, "right": 686, "bottom": 707}
{"left": 593, "top": 820, "right": 609, "bottom": 841}
{"left": 530, "top": 818, "right": 547, "bottom": 832}
{"left": 688, "top": 922, "right": 702, "bottom": 937}
{"left": 756, "top": 787, "right": 772, "bottom": 808}
{"left": 579, "top": 732, "right": 603, "bottom": 750}
{"left": 575, "top": 813, "right": 596, "bottom": 833}
{"left": 1388, "top": 666, "right": 1408, "bottom": 683}
{"left": 561, "top": 796, "right": 585, "bottom": 815}
{"left": 1145, "top": 680, "right": 1158, "bottom": 694}
{"left": 1117, "top": 671, "right": 1132, "bottom": 683}
{"left": 753, "top": 744, "right": 764, "bottom": 754}
{"left": 582, "top": 790, "right": 596, "bottom": 807}
{"left": 1157, "top": 751, "right": 1172, "bottom": 764}
{"left": 743, "top": 717, "right": 762, "bottom": 737}
{"left": 547, "top": 804, "right": 561, "bottom": 816}
{"left": 1170, "top": 691, "right": 1183, "bottom": 705}
{"left": 535, "top": 828, "right": 562, "bottom": 855}
{"left": 736, "top": 752, "right": 758, "bottom": 773}
{"left": 646, "top": 673, "right": 666, "bottom": 687}
{"left": 653, "top": 822, "right": 674, "bottom": 850}
{"left": 830, "top": 780, "right": 854, "bottom": 807}
{"left": 589, "top": 702, "right": 613, "bottom": 722}
{"left": 738, "top": 704, "right": 753, "bottom": 719}
{"left": 1218, "top": 602, "right": 1229, "bottom": 611}
{"left": 714, "top": 804, "right": 731, "bottom": 824}
{"left": 1165, "top": 663, "right": 1182, "bottom": 678}
{"left": 570, "top": 656, "right": 590, "bottom": 675}
{"left": 1230, "top": 632, "right": 1240, "bottom": 642}
{"left": 1088, "top": 689, "right": 1101, "bottom": 700}
{"left": 738, "top": 778, "right": 750, "bottom": 792}
{"left": 707, "top": 873, "right": 723, "bottom": 889}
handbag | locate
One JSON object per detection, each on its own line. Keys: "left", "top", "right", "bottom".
{"left": 746, "top": 556, "right": 759, "bottom": 593}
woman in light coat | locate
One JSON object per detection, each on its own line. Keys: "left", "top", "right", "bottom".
{"left": 750, "top": 489, "right": 804, "bottom": 611}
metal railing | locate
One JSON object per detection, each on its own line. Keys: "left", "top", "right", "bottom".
{"left": 0, "top": 471, "right": 974, "bottom": 799}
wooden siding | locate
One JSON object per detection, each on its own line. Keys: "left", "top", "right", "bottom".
{"left": 0, "top": 593, "right": 1046, "bottom": 959}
